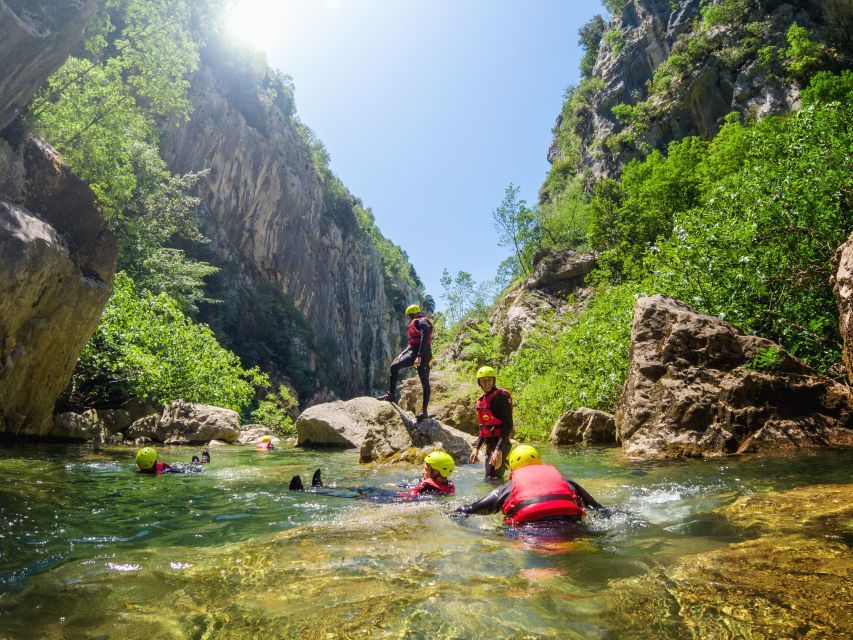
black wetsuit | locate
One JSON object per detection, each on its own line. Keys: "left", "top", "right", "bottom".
{"left": 454, "top": 477, "right": 602, "bottom": 517}
{"left": 473, "top": 390, "right": 513, "bottom": 480}
{"left": 388, "top": 315, "right": 433, "bottom": 408}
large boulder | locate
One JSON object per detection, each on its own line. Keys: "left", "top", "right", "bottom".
{"left": 296, "top": 397, "right": 476, "bottom": 463}
{"left": 0, "top": 0, "right": 99, "bottom": 131}
{"left": 51, "top": 411, "right": 123, "bottom": 445}
{"left": 399, "top": 371, "right": 479, "bottom": 435}
{"left": 158, "top": 400, "right": 241, "bottom": 445}
{"left": 832, "top": 229, "right": 853, "bottom": 384}
{"left": 550, "top": 408, "right": 617, "bottom": 446}
{"left": 1, "top": 136, "right": 116, "bottom": 437}
{"left": 616, "top": 295, "right": 853, "bottom": 458}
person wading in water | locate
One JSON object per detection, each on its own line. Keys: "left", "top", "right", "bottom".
{"left": 469, "top": 365, "right": 513, "bottom": 480}
{"left": 377, "top": 303, "right": 433, "bottom": 421}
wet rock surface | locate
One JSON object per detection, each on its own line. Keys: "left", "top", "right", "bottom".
{"left": 399, "top": 371, "right": 479, "bottom": 435}
{"left": 296, "top": 396, "right": 475, "bottom": 463}
{"left": 550, "top": 408, "right": 617, "bottom": 446}
{"left": 603, "top": 483, "right": 853, "bottom": 639}
{"left": 616, "top": 295, "right": 853, "bottom": 458}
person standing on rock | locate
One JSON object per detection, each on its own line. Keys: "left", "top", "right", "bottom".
{"left": 469, "top": 366, "right": 514, "bottom": 480}
{"left": 376, "top": 303, "right": 433, "bottom": 421}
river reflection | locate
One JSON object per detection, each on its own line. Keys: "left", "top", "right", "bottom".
{"left": 0, "top": 443, "right": 850, "bottom": 638}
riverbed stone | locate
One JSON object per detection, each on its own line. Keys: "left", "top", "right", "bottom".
{"left": 602, "top": 484, "right": 853, "bottom": 639}
{"left": 125, "top": 414, "right": 161, "bottom": 441}
{"left": 158, "top": 400, "right": 240, "bottom": 445}
{"left": 550, "top": 408, "right": 617, "bottom": 446}
{"left": 616, "top": 295, "right": 853, "bottom": 458}
{"left": 296, "top": 396, "right": 476, "bottom": 463}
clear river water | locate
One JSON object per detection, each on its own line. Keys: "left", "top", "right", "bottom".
{"left": 0, "top": 443, "right": 850, "bottom": 639}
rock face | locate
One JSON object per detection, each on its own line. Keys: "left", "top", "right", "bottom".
{"left": 160, "top": 55, "right": 414, "bottom": 396}
{"left": 550, "top": 408, "right": 617, "bottom": 446}
{"left": 158, "top": 401, "right": 241, "bottom": 445}
{"left": 616, "top": 295, "right": 853, "bottom": 458}
{"left": 832, "top": 229, "right": 853, "bottom": 384}
{"left": 0, "top": 0, "right": 98, "bottom": 131}
{"left": 295, "top": 397, "right": 476, "bottom": 463}
{"left": 549, "top": 0, "right": 848, "bottom": 181}
{"left": 0, "top": 136, "right": 116, "bottom": 437}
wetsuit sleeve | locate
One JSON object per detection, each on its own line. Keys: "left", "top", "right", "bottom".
{"left": 564, "top": 477, "right": 604, "bottom": 510}
{"left": 490, "top": 392, "right": 513, "bottom": 448}
{"left": 415, "top": 318, "right": 432, "bottom": 359}
{"left": 453, "top": 481, "right": 512, "bottom": 515}
{"left": 473, "top": 436, "right": 484, "bottom": 450}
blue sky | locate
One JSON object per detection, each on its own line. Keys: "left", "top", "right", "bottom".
{"left": 224, "top": 0, "right": 606, "bottom": 308}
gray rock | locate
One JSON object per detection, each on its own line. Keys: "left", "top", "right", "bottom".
{"left": 1, "top": 137, "right": 116, "bottom": 438}
{"left": 616, "top": 295, "right": 853, "bottom": 458}
{"left": 399, "top": 372, "right": 479, "bottom": 435}
{"left": 126, "top": 415, "right": 161, "bottom": 442}
{"left": 158, "top": 400, "right": 240, "bottom": 445}
{"left": 832, "top": 230, "right": 853, "bottom": 385}
{"left": 238, "top": 424, "right": 281, "bottom": 445}
{"left": 0, "top": 0, "right": 98, "bottom": 130}
{"left": 550, "top": 408, "right": 617, "bottom": 446}
{"left": 51, "top": 412, "right": 96, "bottom": 442}
{"left": 296, "top": 397, "right": 475, "bottom": 463}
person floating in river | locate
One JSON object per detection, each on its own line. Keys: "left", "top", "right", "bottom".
{"left": 256, "top": 436, "right": 275, "bottom": 450}
{"left": 376, "top": 303, "right": 433, "bottom": 421}
{"left": 289, "top": 450, "right": 455, "bottom": 499}
{"left": 136, "top": 447, "right": 204, "bottom": 474}
{"left": 453, "top": 445, "right": 603, "bottom": 525}
{"left": 469, "top": 365, "right": 513, "bottom": 480}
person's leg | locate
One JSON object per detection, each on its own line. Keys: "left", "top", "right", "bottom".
{"left": 416, "top": 355, "right": 431, "bottom": 419}
{"left": 378, "top": 348, "right": 416, "bottom": 401}
{"left": 484, "top": 438, "right": 498, "bottom": 479}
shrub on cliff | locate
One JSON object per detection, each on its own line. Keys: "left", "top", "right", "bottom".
{"left": 67, "top": 273, "right": 268, "bottom": 412}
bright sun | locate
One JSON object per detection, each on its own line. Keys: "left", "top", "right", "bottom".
{"left": 223, "top": 0, "right": 341, "bottom": 52}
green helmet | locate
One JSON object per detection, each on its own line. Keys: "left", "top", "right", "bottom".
{"left": 476, "top": 365, "right": 497, "bottom": 379}
{"left": 135, "top": 447, "right": 157, "bottom": 470}
{"left": 507, "top": 445, "right": 541, "bottom": 471}
{"left": 424, "top": 450, "right": 455, "bottom": 478}
{"left": 405, "top": 304, "right": 421, "bottom": 315}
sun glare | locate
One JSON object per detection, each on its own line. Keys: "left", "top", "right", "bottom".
{"left": 223, "top": 0, "right": 288, "bottom": 51}
{"left": 223, "top": 0, "right": 342, "bottom": 52}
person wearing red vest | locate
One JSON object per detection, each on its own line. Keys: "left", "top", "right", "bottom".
{"left": 289, "top": 450, "right": 455, "bottom": 499}
{"left": 376, "top": 303, "right": 433, "bottom": 421}
{"left": 454, "top": 445, "right": 603, "bottom": 525}
{"left": 469, "top": 366, "right": 514, "bottom": 480}
{"left": 135, "top": 447, "right": 204, "bottom": 474}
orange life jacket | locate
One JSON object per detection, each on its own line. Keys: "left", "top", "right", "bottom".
{"left": 405, "top": 477, "right": 454, "bottom": 497}
{"left": 476, "top": 388, "right": 512, "bottom": 438}
{"left": 407, "top": 316, "right": 433, "bottom": 347}
{"left": 502, "top": 464, "right": 584, "bottom": 525}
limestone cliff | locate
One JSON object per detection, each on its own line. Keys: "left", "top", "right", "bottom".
{"left": 0, "top": 0, "right": 116, "bottom": 438}
{"left": 160, "top": 46, "right": 419, "bottom": 398}
{"left": 547, "top": 0, "right": 852, "bottom": 184}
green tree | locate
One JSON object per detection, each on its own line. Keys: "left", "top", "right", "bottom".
{"left": 69, "top": 274, "right": 267, "bottom": 411}
{"left": 251, "top": 385, "right": 299, "bottom": 435}
{"left": 578, "top": 15, "right": 606, "bottom": 79}
{"left": 492, "top": 183, "right": 539, "bottom": 276}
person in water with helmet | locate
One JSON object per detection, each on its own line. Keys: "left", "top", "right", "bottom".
{"left": 256, "top": 436, "right": 275, "bottom": 450}
{"left": 135, "top": 447, "right": 204, "bottom": 474}
{"left": 289, "top": 450, "right": 455, "bottom": 499}
{"left": 376, "top": 303, "right": 433, "bottom": 421}
{"left": 470, "top": 365, "right": 514, "bottom": 480}
{"left": 453, "top": 445, "right": 603, "bottom": 525}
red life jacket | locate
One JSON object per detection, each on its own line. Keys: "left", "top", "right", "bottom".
{"left": 154, "top": 461, "right": 171, "bottom": 474}
{"left": 502, "top": 464, "right": 584, "bottom": 525}
{"left": 256, "top": 441, "right": 272, "bottom": 450}
{"left": 405, "top": 477, "right": 455, "bottom": 497}
{"left": 407, "top": 316, "right": 433, "bottom": 347}
{"left": 476, "top": 388, "right": 512, "bottom": 438}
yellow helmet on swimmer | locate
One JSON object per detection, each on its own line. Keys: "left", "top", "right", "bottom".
{"left": 424, "top": 450, "right": 455, "bottom": 478}
{"left": 507, "top": 445, "right": 541, "bottom": 471}
{"left": 405, "top": 303, "right": 421, "bottom": 315}
{"left": 135, "top": 447, "right": 157, "bottom": 470}
{"left": 476, "top": 365, "right": 497, "bottom": 379}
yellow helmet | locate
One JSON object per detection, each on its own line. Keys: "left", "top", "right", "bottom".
{"left": 405, "top": 304, "right": 421, "bottom": 315}
{"left": 424, "top": 450, "right": 454, "bottom": 478}
{"left": 476, "top": 365, "right": 497, "bottom": 379}
{"left": 507, "top": 445, "right": 541, "bottom": 471}
{"left": 261, "top": 436, "right": 272, "bottom": 442}
{"left": 135, "top": 447, "right": 157, "bottom": 470}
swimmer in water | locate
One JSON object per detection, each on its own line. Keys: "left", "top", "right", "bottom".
{"left": 136, "top": 447, "right": 204, "bottom": 474}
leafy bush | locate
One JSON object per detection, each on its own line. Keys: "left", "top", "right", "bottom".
{"left": 603, "top": 29, "right": 625, "bottom": 55}
{"left": 251, "top": 385, "right": 298, "bottom": 434}
{"left": 499, "top": 284, "right": 640, "bottom": 439}
{"left": 70, "top": 273, "right": 268, "bottom": 411}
